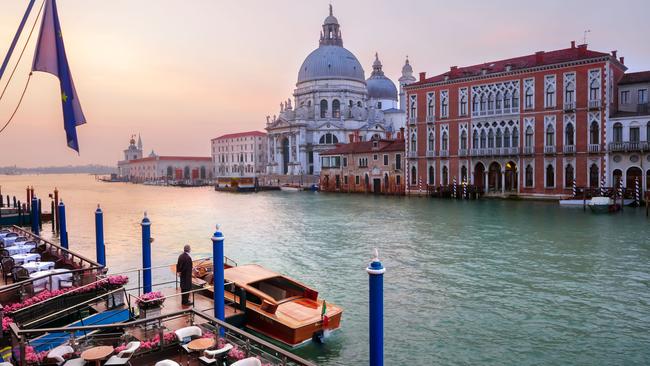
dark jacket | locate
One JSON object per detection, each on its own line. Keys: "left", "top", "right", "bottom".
{"left": 177, "top": 252, "right": 193, "bottom": 290}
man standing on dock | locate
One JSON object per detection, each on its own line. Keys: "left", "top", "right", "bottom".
{"left": 177, "top": 244, "right": 193, "bottom": 306}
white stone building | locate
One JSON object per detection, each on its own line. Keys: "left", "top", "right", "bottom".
{"left": 211, "top": 131, "right": 267, "bottom": 179}
{"left": 265, "top": 5, "right": 412, "bottom": 178}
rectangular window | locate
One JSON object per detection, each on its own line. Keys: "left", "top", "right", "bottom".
{"left": 395, "top": 154, "right": 402, "bottom": 170}
{"left": 621, "top": 90, "right": 629, "bottom": 104}
{"left": 373, "top": 154, "right": 378, "bottom": 161}
{"left": 396, "top": 175, "right": 401, "bottom": 186}
{"left": 355, "top": 175, "right": 360, "bottom": 185}
{"left": 630, "top": 127, "right": 640, "bottom": 142}
{"left": 343, "top": 157, "right": 347, "bottom": 167}
{"left": 639, "top": 89, "right": 648, "bottom": 104}
{"left": 383, "top": 154, "right": 388, "bottom": 166}
{"left": 344, "top": 175, "right": 348, "bottom": 184}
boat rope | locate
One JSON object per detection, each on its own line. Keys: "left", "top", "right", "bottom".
{"left": 0, "top": 0, "right": 45, "bottom": 134}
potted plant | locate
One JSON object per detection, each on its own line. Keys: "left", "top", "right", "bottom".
{"left": 105, "top": 275, "right": 129, "bottom": 308}
{"left": 136, "top": 291, "right": 165, "bottom": 320}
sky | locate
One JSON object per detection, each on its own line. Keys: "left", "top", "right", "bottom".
{"left": 0, "top": 0, "right": 648, "bottom": 167}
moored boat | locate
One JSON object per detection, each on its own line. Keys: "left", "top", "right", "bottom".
{"left": 280, "top": 184, "right": 301, "bottom": 192}
{"left": 588, "top": 196, "right": 620, "bottom": 213}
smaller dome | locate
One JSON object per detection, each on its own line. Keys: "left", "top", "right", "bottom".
{"left": 401, "top": 57, "right": 413, "bottom": 75}
{"left": 324, "top": 4, "right": 338, "bottom": 25}
{"left": 366, "top": 53, "right": 398, "bottom": 101}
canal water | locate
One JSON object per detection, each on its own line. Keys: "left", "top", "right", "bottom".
{"left": 1, "top": 174, "right": 649, "bottom": 365}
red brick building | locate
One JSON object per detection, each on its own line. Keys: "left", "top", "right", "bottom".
{"left": 404, "top": 42, "right": 627, "bottom": 198}
{"left": 319, "top": 138, "right": 405, "bottom": 194}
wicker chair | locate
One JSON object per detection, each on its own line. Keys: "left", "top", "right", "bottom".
{"left": 1, "top": 257, "right": 15, "bottom": 282}
{"left": 0, "top": 249, "right": 9, "bottom": 258}
{"left": 12, "top": 266, "right": 30, "bottom": 282}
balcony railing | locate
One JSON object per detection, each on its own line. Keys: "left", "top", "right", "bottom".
{"left": 564, "top": 101, "right": 576, "bottom": 111}
{"left": 439, "top": 150, "right": 449, "bottom": 158}
{"left": 523, "top": 146, "right": 534, "bottom": 155}
{"left": 588, "top": 143, "right": 600, "bottom": 153}
{"left": 608, "top": 141, "right": 648, "bottom": 152}
{"left": 426, "top": 115, "right": 434, "bottom": 123}
{"left": 508, "top": 147, "right": 520, "bottom": 155}
{"left": 588, "top": 99, "right": 601, "bottom": 110}
{"left": 637, "top": 103, "right": 649, "bottom": 114}
{"left": 458, "top": 148, "right": 467, "bottom": 156}
{"left": 426, "top": 150, "right": 436, "bottom": 158}
{"left": 470, "top": 148, "right": 482, "bottom": 156}
{"left": 408, "top": 118, "right": 416, "bottom": 125}
{"left": 471, "top": 106, "right": 520, "bottom": 118}
{"left": 544, "top": 145, "right": 556, "bottom": 154}
{"left": 407, "top": 151, "right": 418, "bottom": 158}
{"left": 563, "top": 145, "right": 575, "bottom": 154}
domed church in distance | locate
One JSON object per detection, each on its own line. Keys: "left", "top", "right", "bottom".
{"left": 265, "top": 5, "right": 415, "bottom": 178}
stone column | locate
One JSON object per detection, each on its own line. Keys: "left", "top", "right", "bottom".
{"left": 501, "top": 170, "right": 505, "bottom": 193}
{"left": 484, "top": 172, "right": 489, "bottom": 193}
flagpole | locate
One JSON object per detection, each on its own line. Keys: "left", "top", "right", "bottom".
{"left": 0, "top": 0, "right": 36, "bottom": 82}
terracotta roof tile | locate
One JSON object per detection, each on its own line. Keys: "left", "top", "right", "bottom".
{"left": 619, "top": 71, "right": 650, "bottom": 85}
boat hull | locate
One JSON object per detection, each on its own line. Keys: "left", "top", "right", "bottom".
{"left": 245, "top": 307, "right": 342, "bottom": 347}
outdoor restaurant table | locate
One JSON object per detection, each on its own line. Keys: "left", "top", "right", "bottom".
{"left": 2, "top": 236, "right": 18, "bottom": 245}
{"left": 81, "top": 345, "right": 114, "bottom": 366}
{"left": 187, "top": 338, "right": 216, "bottom": 362}
{"left": 11, "top": 253, "right": 40, "bottom": 265}
{"left": 23, "top": 261, "right": 55, "bottom": 274}
{"left": 4, "top": 243, "right": 36, "bottom": 255}
{"left": 29, "top": 269, "right": 72, "bottom": 290}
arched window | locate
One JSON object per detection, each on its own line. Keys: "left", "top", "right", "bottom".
{"left": 332, "top": 99, "right": 341, "bottom": 118}
{"left": 546, "top": 124, "right": 555, "bottom": 146}
{"left": 545, "top": 84, "right": 555, "bottom": 107}
{"left": 525, "top": 87, "right": 534, "bottom": 109}
{"left": 590, "top": 121, "right": 600, "bottom": 144}
{"left": 512, "top": 90, "right": 519, "bottom": 108}
{"left": 411, "top": 166, "right": 417, "bottom": 185}
{"left": 546, "top": 164, "right": 555, "bottom": 188}
{"left": 472, "top": 130, "right": 479, "bottom": 148}
{"left": 565, "top": 164, "right": 574, "bottom": 188}
{"left": 504, "top": 91, "right": 511, "bottom": 109}
{"left": 525, "top": 164, "right": 533, "bottom": 187}
{"left": 565, "top": 123, "right": 574, "bottom": 146}
{"left": 320, "top": 99, "right": 328, "bottom": 118}
{"left": 512, "top": 127, "right": 519, "bottom": 148}
{"left": 488, "top": 93, "right": 495, "bottom": 111}
{"left": 496, "top": 129, "right": 503, "bottom": 148}
{"left": 461, "top": 166, "right": 468, "bottom": 182}
{"left": 460, "top": 130, "right": 467, "bottom": 150}
{"left": 428, "top": 132, "right": 434, "bottom": 151}
{"left": 472, "top": 95, "right": 479, "bottom": 113}
{"left": 427, "top": 97, "right": 434, "bottom": 117}
{"left": 613, "top": 122, "right": 623, "bottom": 143}
{"left": 410, "top": 133, "right": 417, "bottom": 152}
{"left": 565, "top": 81, "right": 575, "bottom": 104}
{"left": 488, "top": 129, "right": 494, "bottom": 148}
{"left": 589, "top": 164, "right": 599, "bottom": 188}
{"left": 319, "top": 133, "right": 338, "bottom": 144}
{"left": 525, "top": 126, "right": 533, "bottom": 147}
{"left": 428, "top": 166, "right": 434, "bottom": 185}
{"left": 495, "top": 91, "right": 502, "bottom": 110}
{"left": 647, "top": 121, "right": 650, "bottom": 142}
{"left": 442, "top": 131, "right": 448, "bottom": 151}
{"left": 590, "top": 79, "right": 600, "bottom": 101}
{"left": 480, "top": 94, "right": 486, "bottom": 111}
{"left": 442, "top": 166, "right": 449, "bottom": 186}
{"left": 480, "top": 130, "right": 487, "bottom": 148}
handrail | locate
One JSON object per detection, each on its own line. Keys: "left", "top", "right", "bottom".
{"left": 103, "top": 256, "right": 213, "bottom": 276}
{"left": 12, "top": 278, "right": 112, "bottom": 316}
{"left": 0, "top": 267, "right": 98, "bottom": 294}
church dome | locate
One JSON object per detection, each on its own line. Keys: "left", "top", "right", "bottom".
{"left": 298, "top": 46, "right": 365, "bottom": 84}
{"left": 366, "top": 53, "right": 397, "bottom": 100}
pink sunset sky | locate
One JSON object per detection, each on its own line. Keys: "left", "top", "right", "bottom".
{"left": 0, "top": 0, "right": 648, "bottom": 167}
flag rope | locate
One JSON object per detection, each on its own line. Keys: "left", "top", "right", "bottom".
{"left": 0, "top": 73, "right": 32, "bottom": 135}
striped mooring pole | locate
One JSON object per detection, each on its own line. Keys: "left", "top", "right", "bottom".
{"left": 572, "top": 178, "right": 577, "bottom": 198}
{"left": 367, "top": 249, "right": 385, "bottom": 366}
{"left": 463, "top": 180, "right": 467, "bottom": 199}
{"left": 418, "top": 177, "right": 422, "bottom": 196}
{"left": 600, "top": 175, "right": 606, "bottom": 196}
{"left": 635, "top": 177, "right": 640, "bottom": 207}
{"left": 452, "top": 177, "right": 457, "bottom": 198}
{"left": 618, "top": 178, "right": 623, "bottom": 199}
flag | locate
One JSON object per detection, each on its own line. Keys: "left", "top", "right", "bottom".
{"left": 321, "top": 300, "right": 329, "bottom": 327}
{"left": 32, "top": 0, "right": 86, "bottom": 152}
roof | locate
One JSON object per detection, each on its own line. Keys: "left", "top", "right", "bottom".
{"left": 130, "top": 156, "right": 211, "bottom": 163}
{"left": 408, "top": 44, "right": 613, "bottom": 87}
{"left": 213, "top": 131, "right": 266, "bottom": 140}
{"left": 224, "top": 264, "right": 280, "bottom": 285}
{"left": 297, "top": 45, "right": 365, "bottom": 84}
{"left": 619, "top": 71, "right": 650, "bottom": 85}
{"left": 611, "top": 110, "right": 650, "bottom": 119}
{"left": 320, "top": 139, "right": 405, "bottom": 155}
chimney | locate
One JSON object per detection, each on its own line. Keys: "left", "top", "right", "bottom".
{"left": 450, "top": 66, "right": 458, "bottom": 77}
{"left": 386, "top": 131, "right": 392, "bottom": 140}
{"left": 349, "top": 133, "right": 355, "bottom": 143}
{"left": 620, "top": 56, "right": 625, "bottom": 65}
{"left": 577, "top": 44, "right": 587, "bottom": 56}
{"left": 535, "top": 51, "right": 545, "bottom": 65}
{"left": 611, "top": 50, "right": 617, "bottom": 58}
{"left": 419, "top": 72, "right": 426, "bottom": 82}
{"left": 571, "top": 41, "right": 576, "bottom": 49}
{"left": 399, "top": 127, "right": 405, "bottom": 140}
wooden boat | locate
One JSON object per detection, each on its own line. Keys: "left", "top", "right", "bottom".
{"left": 191, "top": 261, "right": 342, "bottom": 347}
{"left": 588, "top": 196, "right": 620, "bottom": 213}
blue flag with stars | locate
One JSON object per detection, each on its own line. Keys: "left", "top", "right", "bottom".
{"left": 32, "top": 0, "right": 86, "bottom": 152}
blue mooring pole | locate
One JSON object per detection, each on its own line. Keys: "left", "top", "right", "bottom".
{"left": 95, "top": 205, "right": 105, "bottom": 267}
{"left": 31, "top": 196, "right": 39, "bottom": 235}
{"left": 58, "top": 201, "right": 68, "bottom": 249}
{"left": 141, "top": 212, "right": 152, "bottom": 294}
{"left": 212, "top": 225, "right": 225, "bottom": 335}
{"left": 367, "top": 249, "right": 385, "bottom": 366}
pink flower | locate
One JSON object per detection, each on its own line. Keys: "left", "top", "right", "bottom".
{"left": 228, "top": 345, "right": 246, "bottom": 361}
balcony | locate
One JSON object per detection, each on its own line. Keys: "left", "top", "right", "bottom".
{"left": 471, "top": 107, "right": 520, "bottom": 118}
{"left": 608, "top": 141, "right": 648, "bottom": 152}
{"left": 588, "top": 99, "right": 601, "bottom": 110}
{"left": 588, "top": 143, "right": 600, "bottom": 153}
{"left": 563, "top": 101, "right": 576, "bottom": 112}
{"left": 458, "top": 148, "right": 467, "bottom": 157}
{"left": 508, "top": 147, "right": 520, "bottom": 155}
{"left": 470, "top": 148, "right": 482, "bottom": 156}
{"left": 485, "top": 148, "right": 495, "bottom": 156}
{"left": 408, "top": 118, "right": 416, "bottom": 126}
{"left": 426, "top": 115, "right": 435, "bottom": 123}
{"left": 407, "top": 151, "right": 418, "bottom": 158}
{"left": 563, "top": 145, "right": 575, "bottom": 154}
{"left": 439, "top": 150, "right": 449, "bottom": 158}
{"left": 544, "top": 146, "right": 556, "bottom": 154}
{"left": 426, "top": 150, "right": 436, "bottom": 158}
{"left": 637, "top": 103, "right": 649, "bottom": 114}
{"left": 523, "top": 146, "right": 534, "bottom": 155}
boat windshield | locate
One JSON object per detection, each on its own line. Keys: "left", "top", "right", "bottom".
{"left": 249, "top": 276, "right": 306, "bottom": 301}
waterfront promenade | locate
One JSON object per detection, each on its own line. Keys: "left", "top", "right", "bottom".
{"left": 1, "top": 174, "right": 649, "bottom": 365}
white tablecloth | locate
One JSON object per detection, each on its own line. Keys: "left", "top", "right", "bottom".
{"left": 11, "top": 253, "right": 40, "bottom": 265}
{"left": 23, "top": 261, "right": 54, "bottom": 274}
{"left": 30, "top": 269, "right": 72, "bottom": 290}
{"left": 2, "top": 236, "right": 18, "bottom": 245}
{"left": 5, "top": 244, "right": 36, "bottom": 255}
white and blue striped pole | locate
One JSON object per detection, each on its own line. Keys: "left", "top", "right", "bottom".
{"left": 95, "top": 205, "right": 106, "bottom": 267}
{"left": 572, "top": 178, "right": 577, "bottom": 198}
{"left": 635, "top": 176, "right": 640, "bottom": 207}
{"left": 141, "top": 212, "right": 152, "bottom": 294}
{"left": 212, "top": 225, "right": 225, "bottom": 335}
{"left": 367, "top": 249, "right": 385, "bottom": 366}
{"left": 600, "top": 175, "right": 606, "bottom": 196}
{"left": 58, "top": 201, "right": 68, "bottom": 249}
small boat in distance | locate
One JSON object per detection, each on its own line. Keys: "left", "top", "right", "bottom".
{"left": 191, "top": 261, "right": 342, "bottom": 347}
{"left": 280, "top": 184, "right": 302, "bottom": 192}
{"left": 588, "top": 196, "right": 621, "bottom": 213}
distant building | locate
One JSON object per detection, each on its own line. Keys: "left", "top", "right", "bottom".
{"left": 211, "top": 131, "right": 267, "bottom": 184}
{"left": 607, "top": 71, "right": 650, "bottom": 191}
{"left": 319, "top": 133, "right": 405, "bottom": 194}
{"left": 117, "top": 135, "right": 211, "bottom": 183}
{"left": 264, "top": 5, "right": 412, "bottom": 181}
{"left": 405, "top": 42, "right": 629, "bottom": 198}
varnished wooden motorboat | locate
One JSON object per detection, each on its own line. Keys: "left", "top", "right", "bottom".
{"left": 190, "top": 260, "right": 342, "bottom": 347}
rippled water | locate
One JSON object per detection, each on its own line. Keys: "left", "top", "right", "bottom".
{"left": 1, "top": 174, "right": 649, "bottom": 365}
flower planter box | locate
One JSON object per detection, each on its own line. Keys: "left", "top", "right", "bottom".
{"left": 139, "top": 305, "right": 162, "bottom": 329}
{"left": 107, "top": 291, "right": 125, "bottom": 309}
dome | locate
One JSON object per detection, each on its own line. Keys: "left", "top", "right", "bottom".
{"left": 366, "top": 53, "right": 397, "bottom": 100}
{"left": 297, "top": 45, "right": 365, "bottom": 84}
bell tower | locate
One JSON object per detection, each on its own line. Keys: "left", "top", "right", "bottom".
{"left": 319, "top": 5, "right": 343, "bottom": 47}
